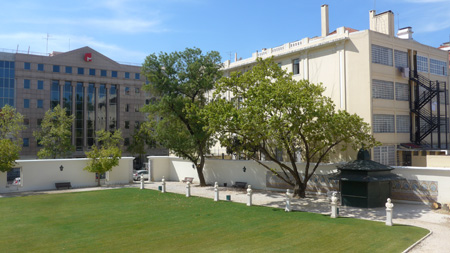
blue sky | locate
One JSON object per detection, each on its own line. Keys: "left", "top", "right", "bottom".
{"left": 1, "top": 0, "right": 449, "bottom": 65}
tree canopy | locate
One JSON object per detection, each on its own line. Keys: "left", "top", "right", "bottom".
{"left": 33, "top": 104, "right": 75, "bottom": 159}
{"left": 207, "top": 57, "right": 379, "bottom": 197}
{"left": 0, "top": 105, "right": 25, "bottom": 172}
{"left": 141, "top": 47, "right": 222, "bottom": 186}
{"left": 84, "top": 129, "right": 123, "bottom": 186}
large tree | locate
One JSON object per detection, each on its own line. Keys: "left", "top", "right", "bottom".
{"left": 84, "top": 129, "right": 123, "bottom": 186}
{"left": 0, "top": 105, "right": 26, "bottom": 172}
{"left": 141, "top": 47, "right": 222, "bottom": 186}
{"left": 207, "top": 58, "right": 378, "bottom": 197}
{"left": 34, "top": 104, "right": 75, "bottom": 159}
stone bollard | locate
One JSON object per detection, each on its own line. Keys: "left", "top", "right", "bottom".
{"left": 247, "top": 185, "right": 253, "bottom": 206}
{"left": 385, "top": 198, "right": 394, "bottom": 226}
{"left": 214, "top": 182, "right": 219, "bottom": 201}
{"left": 330, "top": 192, "right": 339, "bottom": 218}
{"left": 186, "top": 182, "right": 191, "bottom": 197}
{"left": 161, "top": 176, "right": 166, "bottom": 193}
{"left": 285, "top": 189, "right": 293, "bottom": 212}
{"left": 140, "top": 176, "right": 145, "bottom": 190}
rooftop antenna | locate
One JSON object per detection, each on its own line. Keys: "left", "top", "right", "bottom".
{"left": 16, "top": 44, "right": 19, "bottom": 53}
{"left": 43, "top": 33, "right": 56, "bottom": 55}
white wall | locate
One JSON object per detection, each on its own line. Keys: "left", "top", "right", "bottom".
{"left": 150, "top": 156, "right": 450, "bottom": 204}
{"left": 0, "top": 157, "right": 134, "bottom": 193}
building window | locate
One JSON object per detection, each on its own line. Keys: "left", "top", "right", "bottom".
{"left": 394, "top": 50, "right": 408, "bottom": 68}
{"left": 135, "top": 73, "right": 140, "bottom": 80}
{"left": 53, "top": 65, "right": 60, "bottom": 73}
{"left": 135, "top": 105, "right": 139, "bottom": 112}
{"left": 24, "top": 99, "right": 30, "bottom": 108}
{"left": 112, "top": 71, "right": 118, "bottom": 78}
{"left": 124, "top": 138, "right": 130, "bottom": 146}
{"left": 430, "top": 58, "right": 447, "bottom": 76}
{"left": 396, "top": 115, "right": 410, "bottom": 133}
{"left": 24, "top": 62, "right": 31, "bottom": 70}
{"left": 65, "top": 66, "right": 72, "bottom": 74}
{"left": 37, "top": 118, "right": 42, "bottom": 126}
{"left": 37, "top": 80, "right": 44, "bottom": 90}
{"left": 372, "top": 79, "right": 394, "bottom": 100}
{"left": 135, "top": 121, "right": 140, "bottom": 129}
{"left": 37, "top": 63, "right": 44, "bottom": 71}
{"left": 395, "top": 82, "right": 409, "bottom": 101}
{"left": 125, "top": 72, "right": 130, "bottom": 79}
{"left": 89, "top": 68, "right": 96, "bottom": 76}
{"left": 372, "top": 45, "right": 393, "bottom": 66}
{"left": 417, "top": 55, "right": 428, "bottom": 73}
{"left": 0, "top": 60, "right": 15, "bottom": 108}
{"left": 125, "top": 121, "right": 130, "bottom": 129}
{"left": 37, "top": 99, "right": 43, "bottom": 108}
{"left": 125, "top": 104, "right": 130, "bottom": 112}
{"left": 78, "top": 67, "right": 84, "bottom": 75}
{"left": 101, "top": 70, "right": 107, "bottom": 77}
{"left": 23, "top": 138, "right": 29, "bottom": 147}
{"left": 135, "top": 88, "right": 140, "bottom": 94}
{"left": 24, "top": 118, "right": 29, "bottom": 126}
{"left": 292, "top": 59, "right": 300, "bottom": 75}
{"left": 51, "top": 80, "right": 60, "bottom": 108}
{"left": 373, "top": 114, "right": 394, "bottom": 133}
{"left": 125, "top": 87, "right": 130, "bottom": 95}
{"left": 373, "top": 145, "right": 395, "bottom": 166}
{"left": 24, "top": 79, "right": 31, "bottom": 89}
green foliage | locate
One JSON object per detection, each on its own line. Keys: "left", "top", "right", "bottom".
{"left": 33, "top": 104, "right": 75, "bottom": 159}
{"left": 0, "top": 188, "right": 428, "bottom": 252}
{"left": 207, "top": 57, "right": 379, "bottom": 197}
{"left": 84, "top": 129, "right": 123, "bottom": 186}
{"left": 0, "top": 105, "right": 25, "bottom": 172}
{"left": 126, "top": 121, "right": 156, "bottom": 158}
{"left": 141, "top": 47, "right": 222, "bottom": 186}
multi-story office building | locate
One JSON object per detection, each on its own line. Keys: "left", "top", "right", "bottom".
{"left": 0, "top": 46, "right": 167, "bottom": 161}
{"left": 219, "top": 5, "right": 449, "bottom": 166}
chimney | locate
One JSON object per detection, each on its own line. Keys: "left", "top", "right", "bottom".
{"left": 369, "top": 10, "right": 395, "bottom": 37}
{"left": 397, "top": 27, "right": 413, "bottom": 40}
{"left": 321, "top": 4, "right": 329, "bottom": 37}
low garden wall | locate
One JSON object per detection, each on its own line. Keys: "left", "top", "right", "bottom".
{"left": 149, "top": 156, "right": 450, "bottom": 204}
{"left": 0, "top": 157, "right": 134, "bottom": 193}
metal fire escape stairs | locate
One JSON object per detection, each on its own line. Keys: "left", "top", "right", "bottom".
{"left": 410, "top": 70, "right": 448, "bottom": 149}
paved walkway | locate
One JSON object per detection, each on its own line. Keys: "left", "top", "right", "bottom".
{"left": 2, "top": 181, "right": 449, "bottom": 252}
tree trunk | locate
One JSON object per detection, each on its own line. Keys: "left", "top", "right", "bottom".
{"left": 97, "top": 176, "right": 101, "bottom": 187}
{"left": 293, "top": 183, "right": 306, "bottom": 198}
{"left": 196, "top": 156, "right": 207, "bottom": 186}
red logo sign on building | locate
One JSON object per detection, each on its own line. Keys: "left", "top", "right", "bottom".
{"left": 84, "top": 53, "right": 92, "bottom": 62}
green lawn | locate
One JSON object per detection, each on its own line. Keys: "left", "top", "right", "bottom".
{"left": 0, "top": 188, "right": 427, "bottom": 252}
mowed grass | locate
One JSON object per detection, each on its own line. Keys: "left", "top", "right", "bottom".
{"left": 0, "top": 188, "right": 427, "bottom": 253}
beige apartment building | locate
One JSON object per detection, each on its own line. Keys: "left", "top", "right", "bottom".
{"left": 219, "top": 5, "right": 449, "bottom": 166}
{"left": 0, "top": 46, "right": 167, "bottom": 162}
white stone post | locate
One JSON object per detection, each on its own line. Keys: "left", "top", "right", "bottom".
{"left": 186, "top": 182, "right": 191, "bottom": 197}
{"left": 140, "top": 176, "right": 145, "bottom": 190}
{"left": 330, "top": 192, "right": 339, "bottom": 218}
{"left": 385, "top": 198, "right": 394, "bottom": 226}
{"left": 214, "top": 182, "right": 219, "bottom": 201}
{"left": 161, "top": 176, "right": 166, "bottom": 193}
{"left": 247, "top": 185, "right": 253, "bottom": 206}
{"left": 285, "top": 189, "right": 293, "bottom": 212}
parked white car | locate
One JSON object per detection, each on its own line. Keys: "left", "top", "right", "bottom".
{"left": 13, "top": 177, "right": 21, "bottom": 185}
{"left": 133, "top": 170, "right": 149, "bottom": 181}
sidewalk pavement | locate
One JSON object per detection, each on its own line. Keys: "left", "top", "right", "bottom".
{"left": 2, "top": 181, "right": 449, "bottom": 252}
